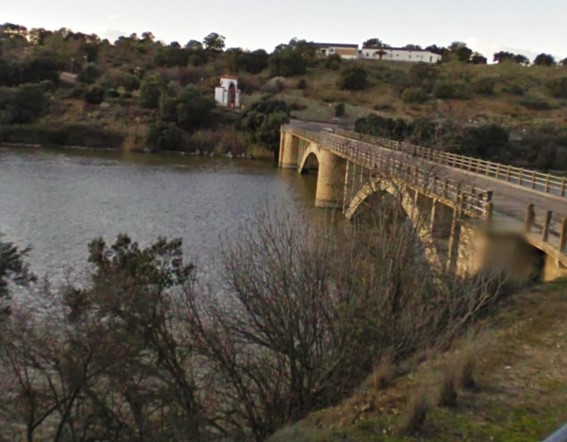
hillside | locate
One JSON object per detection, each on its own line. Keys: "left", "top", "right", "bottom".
{"left": 270, "top": 278, "right": 567, "bottom": 441}
{"left": 1, "top": 26, "right": 567, "bottom": 167}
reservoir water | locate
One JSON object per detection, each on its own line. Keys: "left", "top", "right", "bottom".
{"left": 0, "top": 147, "right": 318, "bottom": 284}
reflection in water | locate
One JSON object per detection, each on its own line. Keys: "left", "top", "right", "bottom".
{"left": 0, "top": 147, "right": 321, "bottom": 285}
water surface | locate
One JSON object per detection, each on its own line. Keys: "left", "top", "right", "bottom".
{"left": 0, "top": 147, "right": 318, "bottom": 284}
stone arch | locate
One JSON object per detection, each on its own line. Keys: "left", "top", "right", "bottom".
{"left": 298, "top": 142, "right": 320, "bottom": 174}
{"left": 345, "top": 178, "right": 444, "bottom": 269}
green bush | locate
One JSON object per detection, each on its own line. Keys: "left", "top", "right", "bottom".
{"left": 503, "top": 84, "right": 524, "bottom": 95}
{"left": 325, "top": 54, "right": 342, "bottom": 70}
{"left": 268, "top": 49, "right": 307, "bottom": 77}
{"left": 0, "top": 124, "right": 123, "bottom": 148}
{"left": 433, "top": 81, "right": 471, "bottom": 99}
{"left": 339, "top": 67, "right": 368, "bottom": 91}
{"left": 9, "top": 84, "right": 49, "bottom": 124}
{"left": 122, "top": 74, "right": 140, "bottom": 92}
{"left": 518, "top": 97, "right": 554, "bottom": 110}
{"left": 78, "top": 63, "right": 99, "bottom": 85}
{"left": 39, "top": 80, "right": 56, "bottom": 93}
{"left": 139, "top": 76, "right": 164, "bottom": 108}
{"left": 175, "top": 85, "right": 216, "bottom": 131}
{"left": 146, "top": 121, "right": 185, "bottom": 151}
{"left": 84, "top": 85, "right": 105, "bottom": 105}
{"left": 460, "top": 124, "right": 509, "bottom": 159}
{"left": 107, "top": 88, "right": 120, "bottom": 99}
{"left": 241, "top": 97, "right": 291, "bottom": 152}
{"left": 334, "top": 103, "right": 345, "bottom": 117}
{"left": 471, "top": 78, "right": 495, "bottom": 95}
{"left": 408, "top": 63, "right": 439, "bottom": 91}
{"left": 546, "top": 77, "right": 567, "bottom": 98}
{"left": 402, "top": 87, "right": 429, "bottom": 104}
{"left": 20, "top": 55, "right": 64, "bottom": 85}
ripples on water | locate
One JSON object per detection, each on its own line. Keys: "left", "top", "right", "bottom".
{"left": 0, "top": 147, "right": 319, "bottom": 286}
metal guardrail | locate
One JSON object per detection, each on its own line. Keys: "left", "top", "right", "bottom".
{"left": 288, "top": 126, "right": 493, "bottom": 221}
{"left": 337, "top": 130, "right": 567, "bottom": 199}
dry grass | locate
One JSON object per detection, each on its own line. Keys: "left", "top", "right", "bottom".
{"left": 369, "top": 354, "right": 396, "bottom": 391}
{"left": 458, "top": 351, "right": 478, "bottom": 391}
{"left": 268, "top": 59, "right": 567, "bottom": 129}
{"left": 267, "top": 279, "right": 567, "bottom": 441}
{"left": 403, "top": 389, "right": 429, "bottom": 435}
{"left": 437, "top": 368, "right": 458, "bottom": 407}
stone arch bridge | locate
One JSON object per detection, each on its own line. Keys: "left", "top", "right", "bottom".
{"left": 279, "top": 121, "right": 567, "bottom": 281}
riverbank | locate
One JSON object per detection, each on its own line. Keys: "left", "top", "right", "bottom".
{"left": 270, "top": 278, "right": 567, "bottom": 441}
{"left": 0, "top": 123, "right": 274, "bottom": 160}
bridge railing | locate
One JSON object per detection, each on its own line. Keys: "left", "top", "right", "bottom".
{"left": 525, "top": 204, "right": 567, "bottom": 255}
{"left": 289, "top": 127, "right": 493, "bottom": 220}
{"left": 336, "top": 130, "right": 567, "bottom": 198}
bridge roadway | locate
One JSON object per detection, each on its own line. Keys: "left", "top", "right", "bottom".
{"left": 286, "top": 120, "right": 567, "bottom": 270}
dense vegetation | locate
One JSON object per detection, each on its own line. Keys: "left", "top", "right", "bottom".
{"left": 0, "top": 202, "right": 513, "bottom": 441}
{"left": 0, "top": 23, "right": 566, "bottom": 166}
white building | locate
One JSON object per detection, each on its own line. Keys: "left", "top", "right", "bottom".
{"left": 215, "top": 75, "right": 241, "bottom": 109}
{"left": 314, "top": 43, "right": 359, "bottom": 60}
{"left": 361, "top": 48, "right": 441, "bottom": 64}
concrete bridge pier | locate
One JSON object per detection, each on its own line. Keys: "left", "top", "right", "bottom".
{"left": 314, "top": 149, "right": 346, "bottom": 208}
{"left": 279, "top": 131, "right": 298, "bottom": 169}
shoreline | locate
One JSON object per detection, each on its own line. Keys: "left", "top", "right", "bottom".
{"left": 0, "top": 142, "right": 275, "bottom": 162}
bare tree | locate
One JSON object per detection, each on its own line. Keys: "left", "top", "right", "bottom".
{"left": 0, "top": 203, "right": 507, "bottom": 441}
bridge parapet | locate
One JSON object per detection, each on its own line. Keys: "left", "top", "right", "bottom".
{"left": 524, "top": 204, "right": 567, "bottom": 264}
{"left": 281, "top": 124, "right": 567, "bottom": 280}
{"left": 337, "top": 130, "right": 567, "bottom": 198}
{"left": 286, "top": 126, "right": 493, "bottom": 221}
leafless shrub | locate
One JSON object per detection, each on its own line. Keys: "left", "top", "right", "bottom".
{"left": 458, "top": 352, "right": 479, "bottom": 391}
{"left": 370, "top": 354, "right": 395, "bottom": 391}
{"left": 438, "top": 368, "right": 458, "bottom": 407}
{"left": 0, "top": 195, "right": 508, "bottom": 441}
{"left": 404, "top": 389, "right": 429, "bottom": 435}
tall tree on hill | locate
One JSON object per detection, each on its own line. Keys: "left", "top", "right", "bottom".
{"left": 363, "top": 38, "right": 388, "bottom": 49}
{"left": 493, "top": 51, "right": 530, "bottom": 65}
{"left": 241, "top": 97, "right": 290, "bottom": 156}
{"left": 287, "top": 38, "right": 317, "bottom": 59}
{"left": 470, "top": 52, "right": 488, "bottom": 64}
{"left": 513, "top": 54, "right": 530, "bottom": 65}
{"left": 425, "top": 45, "right": 448, "bottom": 56}
{"left": 185, "top": 39, "right": 203, "bottom": 51}
{"left": 268, "top": 47, "right": 307, "bottom": 77}
{"left": 533, "top": 53, "right": 556, "bottom": 66}
{"left": 203, "top": 32, "right": 225, "bottom": 52}
{"left": 448, "top": 42, "right": 472, "bottom": 62}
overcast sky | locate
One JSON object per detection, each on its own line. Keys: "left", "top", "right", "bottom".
{"left": 2, "top": 0, "right": 565, "bottom": 60}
